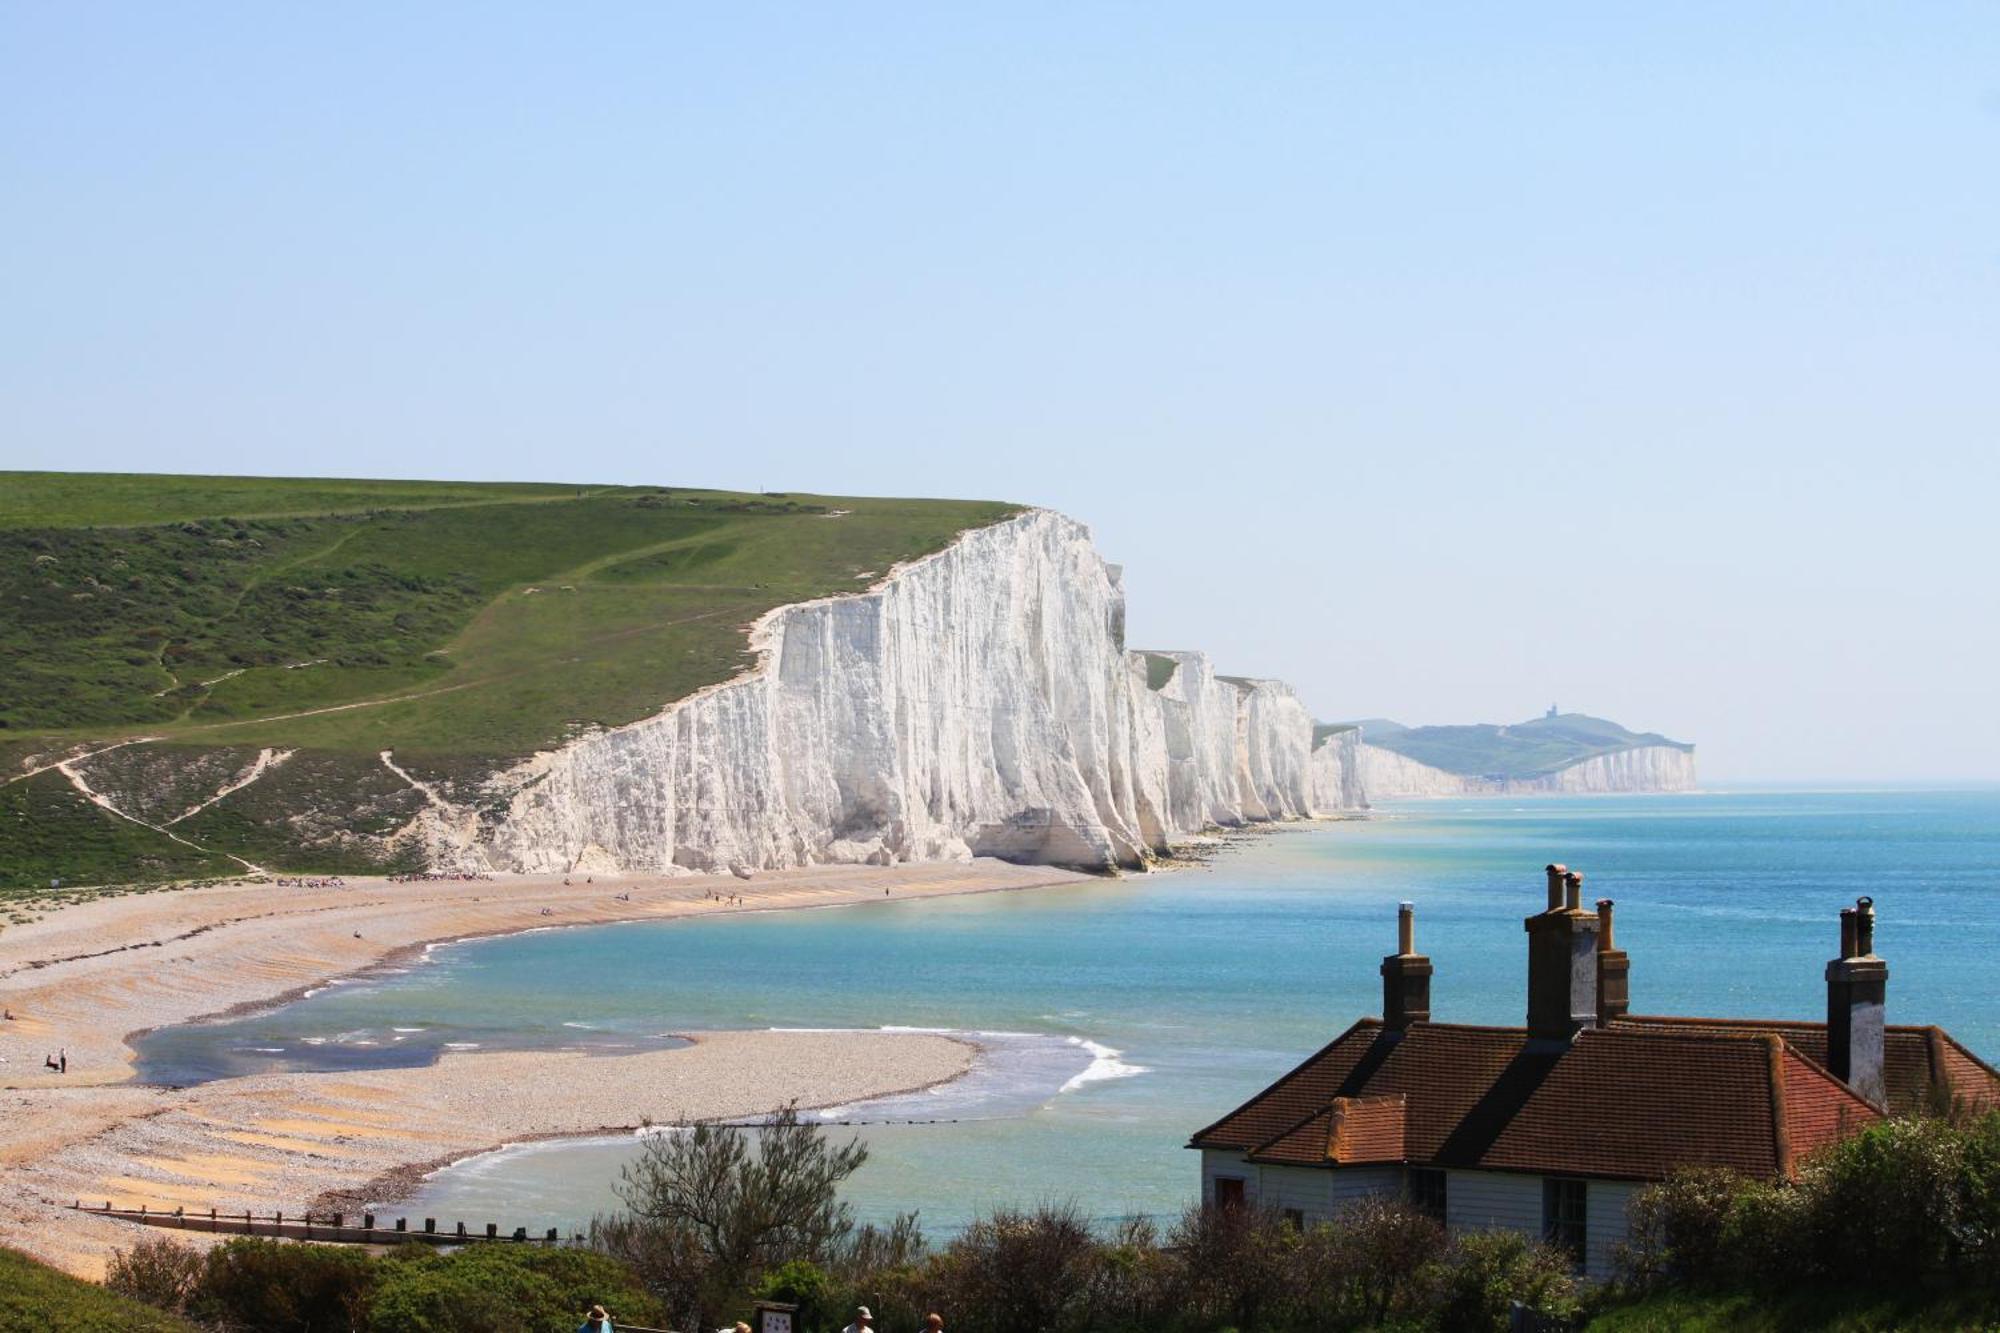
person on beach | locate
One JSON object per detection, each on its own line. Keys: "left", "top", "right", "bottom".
{"left": 841, "top": 1306, "right": 875, "bottom": 1333}
{"left": 59, "top": 1049, "right": 66, "bottom": 1073}
{"left": 577, "top": 1303, "right": 612, "bottom": 1332}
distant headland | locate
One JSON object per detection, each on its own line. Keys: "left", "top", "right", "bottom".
{"left": 1336, "top": 710, "right": 1697, "bottom": 797}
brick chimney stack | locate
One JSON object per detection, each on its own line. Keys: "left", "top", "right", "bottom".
{"left": 1826, "top": 896, "right": 1888, "bottom": 1107}
{"left": 1380, "top": 901, "right": 1433, "bottom": 1032}
{"left": 1595, "top": 898, "right": 1630, "bottom": 1026}
{"left": 1526, "top": 865, "right": 1599, "bottom": 1043}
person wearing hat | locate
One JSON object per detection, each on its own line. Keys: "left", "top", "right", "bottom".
{"left": 839, "top": 1306, "right": 874, "bottom": 1333}
{"left": 577, "top": 1304, "right": 612, "bottom": 1333}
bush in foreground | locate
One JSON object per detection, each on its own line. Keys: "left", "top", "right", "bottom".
{"left": 1619, "top": 1107, "right": 2000, "bottom": 1306}
{"left": 1, "top": 1245, "right": 200, "bottom": 1333}
{"left": 368, "top": 1244, "right": 661, "bottom": 1333}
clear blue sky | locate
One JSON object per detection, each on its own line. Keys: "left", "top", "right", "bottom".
{"left": 4, "top": 5, "right": 1996, "bottom": 781}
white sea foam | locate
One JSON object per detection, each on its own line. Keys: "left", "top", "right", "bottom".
{"left": 443, "top": 1042, "right": 481, "bottom": 1050}
{"left": 1059, "top": 1037, "right": 1148, "bottom": 1092}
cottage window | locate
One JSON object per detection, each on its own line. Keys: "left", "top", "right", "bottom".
{"left": 1407, "top": 1167, "right": 1446, "bottom": 1221}
{"left": 1541, "top": 1177, "right": 1587, "bottom": 1265}
{"left": 1213, "top": 1176, "right": 1246, "bottom": 1208}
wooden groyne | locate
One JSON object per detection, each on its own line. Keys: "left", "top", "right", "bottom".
{"left": 71, "top": 1199, "right": 579, "bottom": 1247}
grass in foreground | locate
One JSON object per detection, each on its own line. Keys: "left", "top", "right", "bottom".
{"left": 1586, "top": 1287, "right": 2000, "bottom": 1331}
{"left": 0, "top": 1247, "right": 200, "bottom": 1333}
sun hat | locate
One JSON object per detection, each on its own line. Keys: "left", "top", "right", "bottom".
{"left": 856, "top": 1308, "right": 873, "bottom": 1319}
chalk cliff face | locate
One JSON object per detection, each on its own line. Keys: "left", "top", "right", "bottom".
{"left": 1355, "top": 743, "right": 1469, "bottom": 799}
{"left": 428, "top": 510, "right": 1346, "bottom": 875}
{"left": 1310, "top": 729, "right": 1367, "bottom": 813}
{"left": 1355, "top": 741, "right": 1697, "bottom": 799}
{"left": 1530, "top": 745, "right": 1697, "bottom": 794}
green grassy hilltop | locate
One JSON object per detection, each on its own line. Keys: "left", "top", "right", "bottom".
{"left": 0, "top": 471, "right": 1018, "bottom": 886}
{"left": 1349, "top": 712, "right": 1692, "bottom": 780}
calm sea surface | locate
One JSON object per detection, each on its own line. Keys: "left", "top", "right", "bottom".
{"left": 135, "top": 789, "right": 2000, "bottom": 1235}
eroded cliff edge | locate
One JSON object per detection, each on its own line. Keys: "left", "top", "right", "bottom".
{"left": 1355, "top": 741, "right": 1698, "bottom": 798}
{"left": 416, "top": 510, "right": 1345, "bottom": 875}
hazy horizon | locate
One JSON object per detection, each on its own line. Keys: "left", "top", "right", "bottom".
{"left": 5, "top": 6, "right": 1995, "bottom": 782}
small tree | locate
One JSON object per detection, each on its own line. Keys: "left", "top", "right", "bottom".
{"left": 105, "top": 1235, "right": 205, "bottom": 1316}
{"left": 594, "top": 1104, "right": 869, "bottom": 1330}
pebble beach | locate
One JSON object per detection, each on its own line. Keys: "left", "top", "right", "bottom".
{"left": 0, "top": 859, "right": 1081, "bottom": 1275}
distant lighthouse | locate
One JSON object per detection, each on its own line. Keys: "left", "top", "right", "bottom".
{"left": 1547, "top": 702, "right": 1559, "bottom": 719}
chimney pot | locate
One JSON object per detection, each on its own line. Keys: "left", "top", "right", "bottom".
{"left": 1594, "top": 898, "right": 1629, "bottom": 1026}
{"left": 1381, "top": 900, "right": 1432, "bottom": 1032}
{"left": 1827, "top": 899, "right": 1888, "bottom": 1107}
{"left": 1526, "top": 865, "right": 1599, "bottom": 1041}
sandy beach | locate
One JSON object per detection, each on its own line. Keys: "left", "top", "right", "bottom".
{"left": 0, "top": 859, "right": 1085, "bottom": 1275}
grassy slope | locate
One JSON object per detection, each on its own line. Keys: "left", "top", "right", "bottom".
{"left": 0, "top": 472, "right": 1020, "bottom": 882}
{"left": 1358, "top": 712, "right": 1693, "bottom": 779}
{"left": 1587, "top": 1287, "right": 2000, "bottom": 1331}
{"left": 0, "top": 1247, "right": 200, "bottom": 1333}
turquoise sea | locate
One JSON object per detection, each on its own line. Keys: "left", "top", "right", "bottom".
{"left": 135, "top": 790, "right": 2000, "bottom": 1236}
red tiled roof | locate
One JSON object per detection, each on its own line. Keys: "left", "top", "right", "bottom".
{"left": 1247, "top": 1106, "right": 1335, "bottom": 1166}
{"left": 1782, "top": 1047, "right": 1878, "bottom": 1169}
{"left": 1246, "top": 1095, "right": 1410, "bottom": 1167}
{"left": 1196, "top": 1021, "right": 1886, "bottom": 1182}
{"left": 1190, "top": 1019, "right": 1385, "bottom": 1151}
{"left": 1615, "top": 1016, "right": 2000, "bottom": 1118}
{"left": 1332, "top": 1095, "right": 1408, "bottom": 1164}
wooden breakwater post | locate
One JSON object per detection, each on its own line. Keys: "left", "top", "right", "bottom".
{"left": 71, "top": 1201, "right": 575, "bottom": 1250}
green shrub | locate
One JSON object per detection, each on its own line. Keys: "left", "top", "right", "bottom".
{"left": 1622, "top": 1108, "right": 2000, "bottom": 1298}
{"left": 0, "top": 1245, "right": 201, "bottom": 1333}
{"left": 187, "top": 1238, "right": 375, "bottom": 1333}
{"left": 368, "top": 1244, "right": 659, "bottom": 1333}
{"left": 104, "top": 1235, "right": 207, "bottom": 1315}
{"left": 1426, "top": 1229, "right": 1578, "bottom": 1333}
{"left": 755, "top": 1259, "right": 836, "bottom": 1332}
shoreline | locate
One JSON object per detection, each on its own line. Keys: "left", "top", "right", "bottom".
{"left": 316, "top": 1029, "right": 986, "bottom": 1217}
{"left": 0, "top": 858, "right": 1087, "bottom": 1276}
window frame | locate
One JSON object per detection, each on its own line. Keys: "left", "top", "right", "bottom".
{"left": 1213, "top": 1175, "right": 1247, "bottom": 1209}
{"left": 1407, "top": 1166, "right": 1447, "bottom": 1222}
{"left": 1541, "top": 1176, "right": 1588, "bottom": 1267}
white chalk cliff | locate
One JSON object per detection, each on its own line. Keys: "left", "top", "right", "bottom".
{"left": 424, "top": 510, "right": 1347, "bottom": 875}
{"left": 1355, "top": 741, "right": 1697, "bottom": 799}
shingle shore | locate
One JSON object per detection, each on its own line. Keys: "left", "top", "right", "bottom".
{"left": 0, "top": 859, "right": 1079, "bottom": 1275}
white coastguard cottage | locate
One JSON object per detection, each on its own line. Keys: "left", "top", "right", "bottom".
{"left": 1189, "top": 865, "right": 2000, "bottom": 1281}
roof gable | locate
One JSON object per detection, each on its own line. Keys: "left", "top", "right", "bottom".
{"left": 1616, "top": 1016, "right": 2000, "bottom": 1118}
{"left": 1202, "top": 1021, "right": 1889, "bottom": 1182}
{"left": 1189, "top": 1019, "right": 1386, "bottom": 1151}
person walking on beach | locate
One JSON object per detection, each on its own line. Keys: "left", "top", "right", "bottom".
{"left": 59, "top": 1049, "right": 66, "bottom": 1074}
{"left": 576, "top": 1303, "right": 612, "bottom": 1333}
